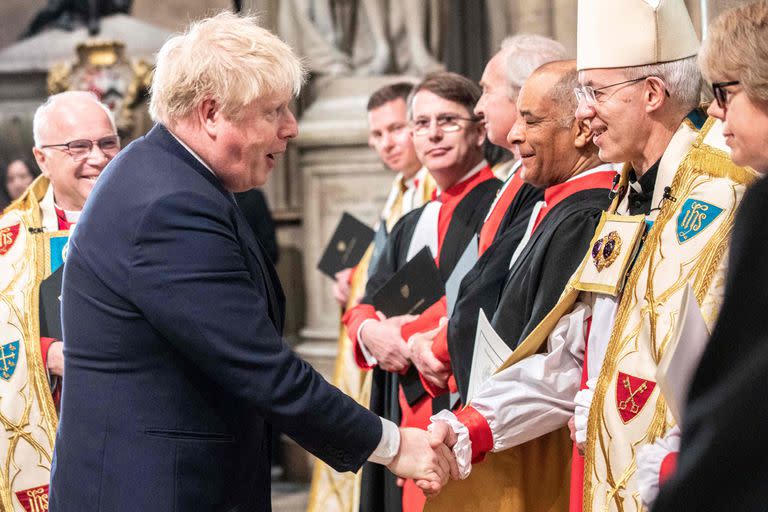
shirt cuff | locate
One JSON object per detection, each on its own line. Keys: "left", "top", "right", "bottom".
{"left": 367, "top": 417, "right": 401, "bottom": 465}
{"left": 430, "top": 410, "right": 473, "bottom": 479}
{"left": 357, "top": 319, "right": 378, "bottom": 366}
{"left": 454, "top": 405, "right": 494, "bottom": 464}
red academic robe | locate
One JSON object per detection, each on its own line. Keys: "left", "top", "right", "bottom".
{"left": 399, "top": 170, "right": 535, "bottom": 397}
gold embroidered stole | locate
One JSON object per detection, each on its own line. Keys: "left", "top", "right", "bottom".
{"left": 0, "top": 176, "right": 65, "bottom": 511}
{"left": 583, "top": 118, "right": 755, "bottom": 512}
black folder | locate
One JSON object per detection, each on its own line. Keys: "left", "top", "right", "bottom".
{"left": 317, "top": 212, "right": 375, "bottom": 278}
{"left": 372, "top": 246, "right": 444, "bottom": 406}
{"left": 371, "top": 246, "right": 444, "bottom": 318}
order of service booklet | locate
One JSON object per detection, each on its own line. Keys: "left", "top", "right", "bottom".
{"left": 467, "top": 309, "right": 512, "bottom": 403}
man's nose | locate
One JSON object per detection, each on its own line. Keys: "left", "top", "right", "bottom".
{"left": 427, "top": 120, "right": 443, "bottom": 141}
{"left": 381, "top": 131, "right": 395, "bottom": 149}
{"left": 507, "top": 118, "right": 524, "bottom": 146}
{"left": 280, "top": 109, "right": 299, "bottom": 139}
{"left": 575, "top": 97, "right": 596, "bottom": 124}
{"left": 86, "top": 145, "right": 111, "bottom": 167}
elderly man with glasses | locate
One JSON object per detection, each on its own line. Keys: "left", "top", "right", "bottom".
{"left": 569, "top": 0, "right": 754, "bottom": 509}
{"left": 424, "top": 1, "right": 755, "bottom": 511}
{"left": 0, "top": 90, "right": 119, "bottom": 508}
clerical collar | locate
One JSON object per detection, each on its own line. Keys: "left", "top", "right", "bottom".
{"left": 543, "top": 163, "right": 618, "bottom": 206}
{"left": 627, "top": 160, "right": 660, "bottom": 215}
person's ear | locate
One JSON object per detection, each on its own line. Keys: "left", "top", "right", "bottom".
{"left": 573, "top": 116, "right": 593, "bottom": 149}
{"left": 32, "top": 147, "right": 50, "bottom": 177}
{"left": 198, "top": 98, "right": 222, "bottom": 138}
{"left": 644, "top": 77, "right": 667, "bottom": 114}
{"left": 475, "top": 120, "right": 487, "bottom": 148}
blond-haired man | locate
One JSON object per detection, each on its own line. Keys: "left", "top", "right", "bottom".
{"left": 50, "top": 13, "right": 455, "bottom": 511}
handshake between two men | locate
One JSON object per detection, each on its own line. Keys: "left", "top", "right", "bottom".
{"left": 386, "top": 422, "right": 460, "bottom": 497}
{"left": 363, "top": 315, "right": 462, "bottom": 497}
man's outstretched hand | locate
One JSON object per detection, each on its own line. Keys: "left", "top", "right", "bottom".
{"left": 387, "top": 427, "right": 459, "bottom": 495}
{"left": 414, "top": 421, "right": 459, "bottom": 497}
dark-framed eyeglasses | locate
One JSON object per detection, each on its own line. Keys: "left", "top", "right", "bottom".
{"left": 39, "top": 135, "right": 121, "bottom": 161}
{"left": 410, "top": 114, "right": 479, "bottom": 136}
{"left": 574, "top": 75, "right": 670, "bottom": 106}
{"left": 712, "top": 81, "right": 740, "bottom": 110}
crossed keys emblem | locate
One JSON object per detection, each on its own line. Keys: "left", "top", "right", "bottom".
{"left": 618, "top": 376, "right": 646, "bottom": 414}
{"left": 615, "top": 372, "right": 656, "bottom": 423}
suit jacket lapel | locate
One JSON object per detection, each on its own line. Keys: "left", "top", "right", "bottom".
{"left": 147, "top": 124, "right": 285, "bottom": 333}
{"left": 231, "top": 204, "right": 285, "bottom": 333}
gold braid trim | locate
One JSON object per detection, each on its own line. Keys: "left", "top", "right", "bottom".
{"left": 0, "top": 180, "right": 61, "bottom": 508}
{"left": 584, "top": 117, "right": 752, "bottom": 511}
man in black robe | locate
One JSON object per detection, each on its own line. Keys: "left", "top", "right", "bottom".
{"left": 411, "top": 61, "right": 617, "bottom": 407}
{"left": 343, "top": 72, "right": 500, "bottom": 512}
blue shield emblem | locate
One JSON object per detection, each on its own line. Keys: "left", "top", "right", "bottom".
{"left": 677, "top": 199, "right": 723, "bottom": 243}
{"left": 49, "top": 235, "right": 69, "bottom": 273}
{"left": 0, "top": 340, "right": 20, "bottom": 381}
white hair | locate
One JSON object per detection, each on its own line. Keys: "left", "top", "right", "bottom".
{"left": 622, "top": 56, "right": 702, "bottom": 112}
{"left": 33, "top": 91, "right": 116, "bottom": 147}
{"left": 500, "top": 34, "right": 568, "bottom": 98}
{"left": 149, "top": 11, "right": 306, "bottom": 126}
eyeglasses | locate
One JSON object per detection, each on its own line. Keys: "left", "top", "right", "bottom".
{"left": 712, "top": 81, "right": 740, "bottom": 110}
{"left": 39, "top": 135, "right": 121, "bottom": 161}
{"left": 410, "top": 114, "right": 479, "bottom": 136}
{"left": 574, "top": 76, "right": 669, "bottom": 106}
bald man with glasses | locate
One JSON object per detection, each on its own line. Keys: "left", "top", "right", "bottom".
{"left": 0, "top": 90, "right": 119, "bottom": 509}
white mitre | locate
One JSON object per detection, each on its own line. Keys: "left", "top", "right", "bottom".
{"left": 577, "top": 0, "right": 700, "bottom": 70}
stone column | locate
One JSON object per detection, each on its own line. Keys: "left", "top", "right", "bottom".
{"left": 294, "top": 76, "right": 404, "bottom": 379}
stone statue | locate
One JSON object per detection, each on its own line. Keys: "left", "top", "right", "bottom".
{"left": 21, "top": 0, "right": 133, "bottom": 39}
{"left": 278, "top": 0, "right": 444, "bottom": 78}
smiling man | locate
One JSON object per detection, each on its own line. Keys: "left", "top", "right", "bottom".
{"left": 50, "top": 13, "right": 457, "bottom": 512}
{"left": 402, "top": 35, "right": 568, "bottom": 407}
{"left": 0, "top": 91, "right": 118, "bottom": 510}
{"left": 314, "top": 82, "right": 436, "bottom": 512}
{"left": 331, "top": 83, "right": 432, "bottom": 307}
{"left": 423, "top": 60, "right": 618, "bottom": 511}
{"left": 343, "top": 72, "right": 501, "bottom": 512}
{"left": 428, "top": 1, "right": 754, "bottom": 512}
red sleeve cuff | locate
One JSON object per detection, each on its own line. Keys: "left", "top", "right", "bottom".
{"left": 400, "top": 296, "right": 447, "bottom": 342}
{"left": 659, "top": 451, "right": 678, "bottom": 484}
{"left": 431, "top": 323, "right": 450, "bottom": 363}
{"left": 455, "top": 405, "right": 494, "bottom": 463}
{"left": 39, "top": 337, "right": 58, "bottom": 370}
{"left": 342, "top": 304, "right": 378, "bottom": 369}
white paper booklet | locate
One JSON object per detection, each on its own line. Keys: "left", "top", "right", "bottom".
{"left": 656, "top": 283, "right": 711, "bottom": 423}
{"left": 467, "top": 309, "right": 512, "bottom": 403}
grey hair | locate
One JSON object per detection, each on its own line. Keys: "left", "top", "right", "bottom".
{"left": 622, "top": 56, "right": 701, "bottom": 112}
{"left": 500, "top": 34, "right": 568, "bottom": 98}
{"left": 33, "top": 91, "right": 116, "bottom": 147}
